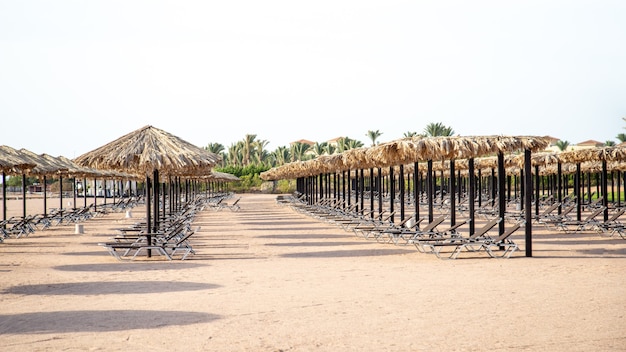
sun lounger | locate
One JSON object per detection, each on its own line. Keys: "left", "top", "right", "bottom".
{"left": 352, "top": 211, "right": 396, "bottom": 239}
{"left": 406, "top": 219, "right": 471, "bottom": 252}
{"left": 371, "top": 215, "right": 420, "bottom": 243}
{"left": 554, "top": 207, "right": 606, "bottom": 233}
{"left": 392, "top": 215, "right": 447, "bottom": 246}
{"left": 477, "top": 222, "right": 522, "bottom": 258}
{"left": 99, "top": 226, "right": 199, "bottom": 261}
{"left": 597, "top": 208, "right": 626, "bottom": 239}
{"left": 217, "top": 197, "right": 241, "bottom": 211}
{"left": 419, "top": 217, "right": 503, "bottom": 258}
{"left": 378, "top": 216, "right": 424, "bottom": 244}
{"left": 536, "top": 203, "right": 576, "bottom": 230}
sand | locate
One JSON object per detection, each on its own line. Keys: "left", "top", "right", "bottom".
{"left": 0, "top": 193, "right": 625, "bottom": 351}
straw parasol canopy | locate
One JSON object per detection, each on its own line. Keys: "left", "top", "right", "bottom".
{"left": 558, "top": 145, "right": 626, "bottom": 164}
{"left": 73, "top": 125, "right": 221, "bottom": 177}
{"left": 206, "top": 170, "right": 241, "bottom": 182}
{"left": 259, "top": 135, "right": 552, "bottom": 181}
{"left": 0, "top": 145, "right": 37, "bottom": 173}
{"left": 17, "top": 148, "right": 65, "bottom": 177}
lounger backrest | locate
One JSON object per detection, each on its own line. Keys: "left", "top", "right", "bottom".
{"left": 607, "top": 209, "right": 625, "bottom": 222}
{"left": 539, "top": 203, "right": 560, "bottom": 217}
{"left": 585, "top": 207, "right": 605, "bottom": 221}
{"left": 493, "top": 223, "right": 522, "bottom": 242}
{"left": 444, "top": 219, "right": 468, "bottom": 233}
{"left": 398, "top": 215, "right": 416, "bottom": 228}
{"left": 422, "top": 216, "right": 446, "bottom": 232}
{"left": 472, "top": 217, "right": 502, "bottom": 238}
{"left": 561, "top": 204, "right": 575, "bottom": 216}
{"left": 174, "top": 226, "right": 199, "bottom": 245}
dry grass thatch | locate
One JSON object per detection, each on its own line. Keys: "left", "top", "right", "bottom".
{"left": 558, "top": 145, "right": 626, "bottom": 164}
{"left": 260, "top": 136, "right": 552, "bottom": 181}
{"left": 73, "top": 125, "right": 222, "bottom": 177}
{"left": 0, "top": 145, "right": 37, "bottom": 173}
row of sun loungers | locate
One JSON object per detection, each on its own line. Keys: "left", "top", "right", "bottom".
{"left": 280, "top": 192, "right": 626, "bottom": 259}
{"left": 0, "top": 197, "right": 142, "bottom": 242}
{"left": 205, "top": 192, "right": 241, "bottom": 212}
{"left": 97, "top": 195, "right": 217, "bottom": 260}
{"left": 280, "top": 194, "right": 525, "bottom": 259}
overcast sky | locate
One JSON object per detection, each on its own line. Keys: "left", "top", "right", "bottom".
{"left": 1, "top": 0, "right": 625, "bottom": 158}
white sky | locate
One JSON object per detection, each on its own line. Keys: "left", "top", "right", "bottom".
{"left": 1, "top": 0, "right": 625, "bottom": 158}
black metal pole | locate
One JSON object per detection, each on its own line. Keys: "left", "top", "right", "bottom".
{"left": 468, "top": 158, "right": 475, "bottom": 236}
{"left": 498, "top": 153, "right": 506, "bottom": 235}
{"left": 22, "top": 174, "right": 26, "bottom": 218}
{"left": 524, "top": 149, "right": 533, "bottom": 257}
{"left": 450, "top": 160, "right": 456, "bottom": 226}
{"left": 427, "top": 160, "right": 434, "bottom": 223}
{"left": 413, "top": 162, "right": 419, "bottom": 223}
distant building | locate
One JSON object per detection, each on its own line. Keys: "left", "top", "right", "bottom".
{"left": 542, "top": 137, "right": 605, "bottom": 152}
{"left": 575, "top": 139, "right": 604, "bottom": 148}
{"left": 290, "top": 139, "right": 315, "bottom": 147}
{"left": 542, "top": 136, "right": 562, "bottom": 152}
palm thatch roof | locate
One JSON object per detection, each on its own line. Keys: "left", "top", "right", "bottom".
{"left": 260, "top": 135, "right": 552, "bottom": 181}
{"left": 0, "top": 145, "right": 37, "bottom": 173}
{"left": 205, "top": 171, "right": 241, "bottom": 182}
{"left": 17, "top": 148, "right": 63, "bottom": 176}
{"left": 558, "top": 145, "right": 626, "bottom": 164}
{"left": 73, "top": 125, "right": 222, "bottom": 177}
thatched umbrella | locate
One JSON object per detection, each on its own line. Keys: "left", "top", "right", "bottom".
{"left": 73, "top": 125, "right": 221, "bottom": 176}
{"left": 0, "top": 145, "right": 36, "bottom": 173}
{"left": 73, "top": 125, "right": 221, "bottom": 239}
{"left": 0, "top": 145, "right": 37, "bottom": 223}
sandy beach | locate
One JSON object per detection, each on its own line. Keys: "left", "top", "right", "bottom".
{"left": 0, "top": 193, "right": 625, "bottom": 351}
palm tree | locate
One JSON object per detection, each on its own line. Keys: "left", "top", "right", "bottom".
{"left": 403, "top": 131, "right": 418, "bottom": 138}
{"left": 252, "top": 139, "right": 269, "bottom": 164}
{"left": 366, "top": 130, "right": 383, "bottom": 146}
{"left": 290, "top": 142, "right": 311, "bottom": 162}
{"left": 241, "top": 134, "right": 257, "bottom": 166}
{"left": 423, "top": 122, "right": 455, "bottom": 137}
{"left": 227, "top": 142, "right": 244, "bottom": 166}
{"left": 272, "top": 146, "right": 290, "bottom": 166}
{"left": 616, "top": 133, "right": 626, "bottom": 143}
{"left": 605, "top": 140, "right": 616, "bottom": 147}
{"left": 311, "top": 142, "right": 328, "bottom": 157}
{"left": 205, "top": 143, "right": 226, "bottom": 166}
{"left": 205, "top": 142, "right": 224, "bottom": 154}
{"left": 335, "top": 137, "right": 364, "bottom": 153}
{"left": 345, "top": 138, "right": 364, "bottom": 149}
{"left": 555, "top": 140, "right": 570, "bottom": 151}
{"left": 323, "top": 143, "right": 336, "bottom": 155}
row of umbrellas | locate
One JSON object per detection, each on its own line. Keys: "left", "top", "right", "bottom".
{"left": 0, "top": 145, "right": 137, "bottom": 179}
{"left": 260, "top": 136, "right": 626, "bottom": 180}
{"left": 2, "top": 126, "right": 235, "bottom": 238}
{"left": 1, "top": 125, "right": 230, "bottom": 181}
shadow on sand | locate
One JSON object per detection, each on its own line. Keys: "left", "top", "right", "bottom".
{"left": 3, "top": 281, "right": 219, "bottom": 295}
{"left": 0, "top": 310, "right": 219, "bottom": 334}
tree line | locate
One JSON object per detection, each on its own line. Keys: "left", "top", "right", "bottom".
{"left": 206, "top": 122, "right": 457, "bottom": 170}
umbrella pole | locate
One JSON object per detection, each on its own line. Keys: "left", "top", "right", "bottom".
{"left": 93, "top": 179, "right": 97, "bottom": 213}
{"left": 59, "top": 175, "right": 63, "bottom": 212}
{"left": 153, "top": 169, "right": 159, "bottom": 233}
{"left": 524, "top": 149, "right": 533, "bottom": 257}
{"left": 146, "top": 175, "right": 151, "bottom": 234}
{"left": 22, "top": 174, "right": 26, "bottom": 218}
{"left": 43, "top": 176, "right": 47, "bottom": 217}
{"left": 83, "top": 178, "right": 87, "bottom": 208}
{"left": 73, "top": 178, "right": 77, "bottom": 209}
{"left": 2, "top": 172, "right": 6, "bottom": 223}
